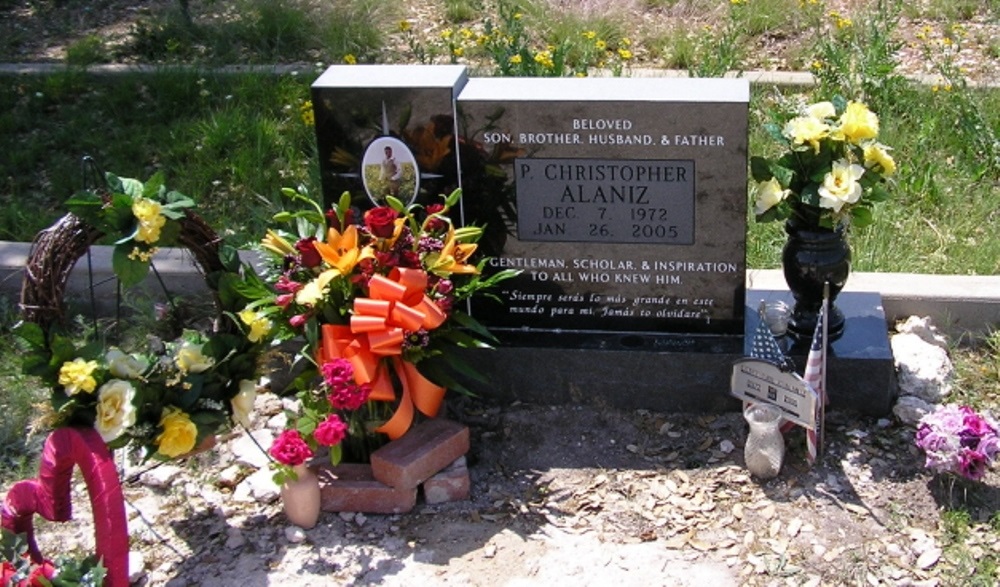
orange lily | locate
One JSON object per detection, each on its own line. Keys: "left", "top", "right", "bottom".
{"left": 313, "top": 224, "right": 372, "bottom": 276}
{"left": 425, "top": 226, "right": 479, "bottom": 277}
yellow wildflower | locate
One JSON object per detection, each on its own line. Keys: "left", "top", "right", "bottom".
{"left": 343, "top": 54, "right": 357, "bottom": 65}
{"left": 582, "top": 31, "right": 596, "bottom": 40}
{"left": 453, "top": 47, "right": 464, "bottom": 57}
{"left": 300, "top": 100, "right": 314, "bottom": 126}
{"left": 441, "top": 28, "right": 453, "bottom": 40}
{"left": 513, "top": 12, "right": 522, "bottom": 19}
{"left": 509, "top": 54, "right": 522, "bottom": 65}
{"left": 58, "top": 358, "right": 99, "bottom": 395}
{"left": 595, "top": 40, "right": 607, "bottom": 51}
{"left": 460, "top": 28, "right": 473, "bottom": 39}
{"left": 399, "top": 20, "right": 411, "bottom": 32}
{"left": 621, "top": 37, "right": 632, "bottom": 47}
{"left": 618, "top": 48, "right": 633, "bottom": 60}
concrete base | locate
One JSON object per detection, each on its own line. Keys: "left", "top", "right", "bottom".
{"left": 462, "top": 290, "right": 896, "bottom": 417}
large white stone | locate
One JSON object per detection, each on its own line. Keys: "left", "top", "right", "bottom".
{"left": 230, "top": 429, "right": 275, "bottom": 469}
{"left": 891, "top": 332, "right": 953, "bottom": 403}
{"left": 895, "top": 315, "right": 949, "bottom": 349}
{"left": 139, "top": 465, "right": 184, "bottom": 489}
{"left": 235, "top": 467, "right": 280, "bottom": 504}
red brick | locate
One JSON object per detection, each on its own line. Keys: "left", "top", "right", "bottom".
{"left": 314, "top": 462, "right": 416, "bottom": 514}
{"left": 422, "top": 457, "right": 470, "bottom": 504}
{"left": 370, "top": 419, "right": 470, "bottom": 489}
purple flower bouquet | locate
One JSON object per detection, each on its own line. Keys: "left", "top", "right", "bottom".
{"left": 915, "top": 404, "right": 1000, "bottom": 481}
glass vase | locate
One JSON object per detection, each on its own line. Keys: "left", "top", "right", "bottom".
{"left": 743, "top": 404, "right": 785, "bottom": 479}
{"left": 281, "top": 463, "right": 321, "bottom": 529}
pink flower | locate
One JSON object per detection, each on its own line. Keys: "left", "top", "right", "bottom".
{"left": 269, "top": 429, "right": 313, "bottom": 466}
{"left": 275, "top": 293, "right": 295, "bottom": 309}
{"left": 328, "top": 382, "right": 372, "bottom": 411}
{"left": 26, "top": 561, "right": 57, "bottom": 586}
{"left": 275, "top": 274, "right": 303, "bottom": 294}
{"left": 289, "top": 314, "right": 309, "bottom": 328}
{"left": 314, "top": 414, "right": 349, "bottom": 446}
{"left": 321, "top": 358, "right": 354, "bottom": 388}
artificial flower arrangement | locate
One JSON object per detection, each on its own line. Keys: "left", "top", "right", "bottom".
{"left": 15, "top": 172, "right": 270, "bottom": 460}
{"left": 751, "top": 95, "right": 896, "bottom": 229}
{"left": 1, "top": 528, "right": 106, "bottom": 587}
{"left": 915, "top": 404, "right": 1000, "bottom": 481}
{"left": 242, "top": 187, "right": 516, "bottom": 481}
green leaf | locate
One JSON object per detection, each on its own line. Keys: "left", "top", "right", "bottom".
{"left": 141, "top": 171, "right": 165, "bottom": 198}
{"left": 330, "top": 443, "right": 343, "bottom": 466}
{"left": 338, "top": 191, "right": 352, "bottom": 215}
{"left": 12, "top": 320, "right": 46, "bottom": 350}
{"left": 770, "top": 164, "right": 794, "bottom": 188}
{"left": 832, "top": 95, "right": 848, "bottom": 114}
{"left": 799, "top": 184, "right": 821, "bottom": 208}
{"left": 764, "top": 122, "right": 786, "bottom": 144}
{"left": 219, "top": 243, "right": 242, "bottom": 272}
{"left": 448, "top": 310, "right": 497, "bottom": 342}
{"left": 112, "top": 244, "right": 150, "bottom": 288}
{"left": 867, "top": 184, "right": 891, "bottom": 203}
{"left": 851, "top": 206, "right": 874, "bottom": 227}
{"left": 118, "top": 176, "right": 144, "bottom": 199}
{"left": 749, "top": 156, "right": 773, "bottom": 182}
{"left": 385, "top": 195, "right": 405, "bottom": 212}
{"left": 273, "top": 211, "right": 293, "bottom": 223}
{"left": 445, "top": 187, "right": 463, "bottom": 208}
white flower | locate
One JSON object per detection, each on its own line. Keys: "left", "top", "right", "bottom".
{"left": 754, "top": 178, "right": 790, "bottom": 215}
{"left": 818, "top": 159, "right": 865, "bottom": 212}
{"left": 95, "top": 379, "right": 137, "bottom": 442}
{"left": 806, "top": 101, "right": 836, "bottom": 120}
{"left": 231, "top": 380, "right": 257, "bottom": 428}
{"left": 175, "top": 341, "right": 214, "bottom": 374}
{"left": 105, "top": 348, "right": 149, "bottom": 379}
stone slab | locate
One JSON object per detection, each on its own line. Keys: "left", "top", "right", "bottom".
{"left": 370, "top": 419, "right": 470, "bottom": 489}
{"left": 314, "top": 462, "right": 417, "bottom": 514}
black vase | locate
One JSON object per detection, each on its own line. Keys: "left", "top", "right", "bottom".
{"left": 782, "top": 210, "right": 850, "bottom": 341}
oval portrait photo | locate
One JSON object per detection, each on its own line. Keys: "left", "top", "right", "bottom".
{"left": 362, "top": 136, "right": 419, "bottom": 206}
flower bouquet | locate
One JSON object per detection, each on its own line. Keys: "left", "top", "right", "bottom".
{"left": 751, "top": 95, "right": 895, "bottom": 229}
{"left": 2, "top": 528, "right": 106, "bottom": 587}
{"left": 15, "top": 172, "right": 270, "bottom": 460}
{"left": 915, "top": 404, "right": 1000, "bottom": 481}
{"left": 245, "top": 187, "right": 516, "bottom": 479}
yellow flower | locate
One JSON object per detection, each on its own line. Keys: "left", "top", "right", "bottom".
{"left": 300, "top": 100, "right": 314, "bottom": 126}
{"left": 175, "top": 341, "right": 214, "bottom": 374}
{"left": 621, "top": 37, "right": 632, "bottom": 47}
{"left": 783, "top": 115, "right": 830, "bottom": 153}
{"left": 59, "top": 358, "right": 99, "bottom": 395}
{"left": 261, "top": 229, "right": 295, "bottom": 257}
{"left": 864, "top": 143, "right": 896, "bottom": 176}
{"left": 618, "top": 48, "right": 633, "bottom": 60}
{"left": 460, "top": 28, "right": 473, "bottom": 39}
{"left": 818, "top": 159, "right": 865, "bottom": 212}
{"left": 425, "top": 226, "right": 480, "bottom": 277}
{"left": 833, "top": 101, "right": 879, "bottom": 144}
{"left": 441, "top": 28, "right": 453, "bottom": 40}
{"left": 239, "top": 309, "right": 273, "bottom": 343}
{"left": 95, "top": 379, "right": 137, "bottom": 442}
{"left": 132, "top": 197, "right": 166, "bottom": 244}
{"left": 453, "top": 47, "right": 464, "bottom": 57}
{"left": 105, "top": 348, "right": 148, "bottom": 379}
{"left": 343, "top": 54, "right": 357, "bottom": 65}
{"left": 509, "top": 54, "right": 522, "bottom": 65}
{"left": 155, "top": 407, "right": 198, "bottom": 458}
{"left": 754, "top": 178, "right": 790, "bottom": 215}
{"left": 595, "top": 40, "right": 607, "bottom": 51}
{"left": 533, "top": 50, "right": 554, "bottom": 69}
{"left": 582, "top": 31, "right": 596, "bottom": 40}
{"left": 231, "top": 380, "right": 257, "bottom": 428}
{"left": 513, "top": 12, "right": 522, "bottom": 19}
{"left": 399, "top": 20, "right": 411, "bottom": 32}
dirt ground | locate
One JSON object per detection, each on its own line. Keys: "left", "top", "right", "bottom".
{"left": 19, "top": 392, "right": 1000, "bottom": 586}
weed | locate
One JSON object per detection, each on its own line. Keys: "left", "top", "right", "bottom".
{"left": 65, "top": 35, "right": 110, "bottom": 67}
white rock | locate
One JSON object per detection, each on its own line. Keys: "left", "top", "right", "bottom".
{"left": 128, "top": 496, "right": 162, "bottom": 524}
{"left": 218, "top": 464, "right": 243, "bottom": 488}
{"left": 127, "top": 551, "right": 146, "bottom": 583}
{"left": 139, "top": 464, "right": 183, "bottom": 488}
{"left": 719, "top": 439, "right": 735, "bottom": 454}
{"left": 267, "top": 412, "right": 289, "bottom": 433}
{"left": 893, "top": 396, "right": 934, "bottom": 426}
{"left": 240, "top": 467, "right": 280, "bottom": 504}
{"left": 896, "top": 316, "right": 949, "bottom": 349}
{"left": 285, "top": 526, "right": 308, "bottom": 543}
{"left": 891, "top": 332, "right": 953, "bottom": 402}
{"left": 230, "top": 429, "right": 275, "bottom": 469}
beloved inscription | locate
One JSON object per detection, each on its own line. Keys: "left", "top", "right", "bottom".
{"left": 516, "top": 158, "right": 696, "bottom": 244}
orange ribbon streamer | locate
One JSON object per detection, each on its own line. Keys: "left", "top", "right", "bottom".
{"left": 315, "top": 267, "right": 448, "bottom": 439}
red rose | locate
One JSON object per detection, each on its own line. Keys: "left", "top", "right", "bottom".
{"left": 269, "top": 429, "right": 314, "bottom": 466}
{"left": 295, "top": 237, "right": 321, "bottom": 268}
{"left": 27, "top": 561, "right": 57, "bottom": 587}
{"left": 425, "top": 203, "right": 445, "bottom": 215}
{"left": 364, "top": 207, "right": 399, "bottom": 238}
{"left": 314, "top": 414, "right": 349, "bottom": 447}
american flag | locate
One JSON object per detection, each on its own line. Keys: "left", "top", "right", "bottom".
{"left": 803, "top": 302, "right": 828, "bottom": 465}
{"left": 750, "top": 303, "right": 792, "bottom": 370}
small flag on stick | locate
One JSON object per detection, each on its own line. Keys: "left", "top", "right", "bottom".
{"left": 803, "top": 286, "right": 830, "bottom": 464}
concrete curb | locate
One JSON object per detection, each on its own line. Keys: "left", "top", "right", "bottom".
{"left": 1, "top": 241, "right": 996, "bottom": 338}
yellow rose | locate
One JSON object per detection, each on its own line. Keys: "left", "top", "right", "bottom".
{"left": 806, "top": 101, "right": 836, "bottom": 120}
{"left": 95, "top": 379, "right": 137, "bottom": 442}
{"left": 58, "top": 358, "right": 99, "bottom": 395}
{"left": 818, "top": 159, "right": 865, "bottom": 212}
{"left": 783, "top": 115, "right": 829, "bottom": 153}
{"left": 754, "top": 178, "right": 790, "bottom": 215}
{"left": 231, "top": 379, "right": 257, "bottom": 428}
{"left": 863, "top": 143, "right": 896, "bottom": 176}
{"left": 295, "top": 278, "right": 327, "bottom": 307}
{"left": 105, "top": 348, "right": 149, "bottom": 379}
{"left": 132, "top": 197, "right": 167, "bottom": 244}
{"left": 834, "top": 101, "right": 879, "bottom": 144}
{"left": 155, "top": 407, "right": 198, "bottom": 458}
{"left": 175, "top": 341, "right": 214, "bottom": 374}
{"left": 238, "top": 309, "right": 273, "bottom": 343}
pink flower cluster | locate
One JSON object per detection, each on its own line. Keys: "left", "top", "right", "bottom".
{"left": 322, "top": 358, "right": 373, "bottom": 410}
{"left": 915, "top": 404, "right": 1000, "bottom": 481}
